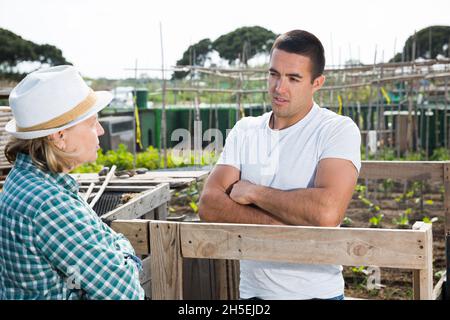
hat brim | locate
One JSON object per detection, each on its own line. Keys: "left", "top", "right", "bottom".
{"left": 5, "top": 91, "right": 113, "bottom": 140}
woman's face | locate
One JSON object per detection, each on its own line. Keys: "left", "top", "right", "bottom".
{"left": 63, "top": 114, "right": 104, "bottom": 168}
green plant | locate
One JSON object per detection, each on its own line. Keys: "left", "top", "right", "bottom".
{"left": 351, "top": 266, "right": 367, "bottom": 274}
{"left": 393, "top": 208, "right": 411, "bottom": 228}
{"left": 350, "top": 266, "right": 369, "bottom": 289}
{"left": 101, "top": 144, "right": 134, "bottom": 171}
{"left": 369, "top": 214, "right": 384, "bottom": 228}
{"left": 342, "top": 217, "right": 353, "bottom": 227}
{"left": 355, "top": 184, "right": 380, "bottom": 214}
{"left": 379, "top": 179, "right": 395, "bottom": 197}
{"left": 422, "top": 216, "right": 438, "bottom": 224}
{"left": 70, "top": 144, "right": 221, "bottom": 174}
{"left": 430, "top": 147, "right": 450, "bottom": 161}
{"left": 136, "top": 146, "right": 161, "bottom": 170}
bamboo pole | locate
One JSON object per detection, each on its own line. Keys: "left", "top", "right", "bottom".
{"left": 159, "top": 22, "right": 168, "bottom": 168}
{"left": 445, "top": 78, "right": 449, "bottom": 148}
{"left": 89, "top": 165, "right": 116, "bottom": 209}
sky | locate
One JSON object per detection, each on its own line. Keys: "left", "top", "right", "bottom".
{"left": 1, "top": 0, "right": 449, "bottom": 79}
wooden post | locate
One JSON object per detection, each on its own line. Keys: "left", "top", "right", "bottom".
{"left": 155, "top": 202, "right": 168, "bottom": 221}
{"left": 150, "top": 221, "right": 183, "bottom": 299}
{"left": 213, "top": 260, "right": 240, "bottom": 300}
{"left": 444, "top": 162, "right": 450, "bottom": 299}
{"left": 445, "top": 163, "right": 450, "bottom": 234}
{"left": 412, "top": 222, "right": 433, "bottom": 300}
{"left": 110, "top": 220, "right": 150, "bottom": 255}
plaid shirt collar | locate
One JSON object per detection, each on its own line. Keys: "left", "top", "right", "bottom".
{"left": 15, "top": 153, "right": 79, "bottom": 195}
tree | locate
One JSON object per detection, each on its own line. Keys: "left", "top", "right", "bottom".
{"left": 390, "top": 25, "right": 450, "bottom": 62}
{"left": 172, "top": 38, "right": 212, "bottom": 80}
{"left": 212, "top": 26, "right": 276, "bottom": 65}
{"left": 0, "top": 28, "right": 69, "bottom": 80}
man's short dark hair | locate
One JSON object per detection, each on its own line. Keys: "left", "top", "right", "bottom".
{"left": 271, "top": 30, "right": 325, "bottom": 82}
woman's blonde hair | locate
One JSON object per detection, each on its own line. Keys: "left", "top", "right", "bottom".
{"left": 5, "top": 136, "right": 78, "bottom": 173}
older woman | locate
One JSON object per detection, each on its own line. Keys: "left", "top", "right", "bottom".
{"left": 0, "top": 65, "right": 144, "bottom": 299}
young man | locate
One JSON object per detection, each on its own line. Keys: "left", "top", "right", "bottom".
{"left": 198, "top": 30, "right": 361, "bottom": 300}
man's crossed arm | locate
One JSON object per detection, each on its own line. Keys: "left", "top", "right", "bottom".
{"left": 198, "top": 158, "right": 358, "bottom": 227}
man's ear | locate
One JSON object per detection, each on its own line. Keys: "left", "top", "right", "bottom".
{"left": 312, "top": 75, "right": 325, "bottom": 93}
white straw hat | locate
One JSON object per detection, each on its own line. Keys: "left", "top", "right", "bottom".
{"left": 5, "top": 65, "right": 113, "bottom": 139}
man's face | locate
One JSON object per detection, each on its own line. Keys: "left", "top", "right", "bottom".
{"left": 268, "top": 48, "right": 324, "bottom": 126}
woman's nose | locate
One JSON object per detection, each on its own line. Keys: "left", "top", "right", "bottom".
{"left": 97, "top": 122, "right": 105, "bottom": 136}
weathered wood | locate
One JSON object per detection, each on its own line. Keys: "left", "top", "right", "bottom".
{"left": 444, "top": 162, "right": 450, "bottom": 233}
{"left": 110, "top": 219, "right": 150, "bottom": 255}
{"left": 183, "top": 258, "right": 215, "bottom": 299}
{"left": 139, "top": 253, "right": 152, "bottom": 299}
{"left": 77, "top": 178, "right": 194, "bottom": 189}
{"left": 143, "top": 209, "right": 155, "bottom": 220}
{"left": 72, "top": 170, "right": 208, "bottom": 181}
{"left": 413, "top": 270, "right": 420, "bottom": 300}
{"left": 89, "top": 165, "right": 116, "bottom": 208}
{"left": 150, "top": 221, "right": 183, "bottom": 300}
{"left": 139, "top": 256, "right": 152, "bottom": 283}
{"left": 78, "top": 178, "right": 194, "bottom": 186}
{"left": 141, "top": 281, "right": 151, "bottom": 299}
{"left": 215, "top": 260, "right": 240, "bottom": 299}
{"left": 155, "top": 202, "right": 168, "bottom": 220}
{"left": 101, "top": 183, "right": 170, "bottom": 222}
{"left": 83, "top": 182, "right": 95, "bottom": 201}
{"left": 80, "top": 185, "right": 155, "bottom": 192}
{"left": 140, "top": 256, "right": 152, "bottom": 298}
{"left": 359, "top": 161, "right": 444, "bottom": 182}
{"left": 180, "top": 222, "right": 429, "bottom": 269}
{"left": 412, "top": 222, "right": 433, "bottom": 300}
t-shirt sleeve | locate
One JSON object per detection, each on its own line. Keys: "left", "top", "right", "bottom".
{"left": 216, "top": 121, "right": 242, "bottom": 171}
{"left": 319, "top": 117, "right": 361, "bottom": 173}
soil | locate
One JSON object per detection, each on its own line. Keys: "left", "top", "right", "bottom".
{"left": 168, "top": 179, "right": 447, "bottom": 300}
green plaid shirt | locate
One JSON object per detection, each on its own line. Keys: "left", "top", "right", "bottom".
{"left": 0, "top": 153, "right": 145, "bottom": 300}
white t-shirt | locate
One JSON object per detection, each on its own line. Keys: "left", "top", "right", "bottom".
{"left": 216, "top": 102, "right": 361, "bottom": 299}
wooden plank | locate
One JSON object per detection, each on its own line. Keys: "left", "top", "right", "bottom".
{"left": 183, "top": 258, "right": 215, "bottom": 299}
{"left": 110, "top": 220, "right": 150, "bottom": 255}
{"left": 77, "top": 179, "right": 190, "bottom": 186}
{"left": 214, "top": 259, "right": 240, "bottom": 300}
{"left": 72, "top": 170, "right": 209, "bottom": 181}
{"left": 148, "top": 170, "right": 209, "bottom": 180}
{"left": 180, "top": 222, "right": 429, "bottom": 269}
{"left": 360, "top": 161, "right": 444, "bottom": 182}
{"left": 143, "top": 209, "right": 156, "bottom": 220}
{"left": 155, "top": 203, "right": 168, "bottom": 220}
{"left": 139, "top": 257, "right": 152, "bottom": 299}
{"left": 79, "top": 185, "right": 155, "bottom": 192}
{"left": 412, "top": 222, "right": 434, "bottom": 300}
{"left": 77, "top": 177, "right": 195, "bottom": 188}
{"left": 412, "top": 270, "right": 421, "bottom": 300}
{"left": 444, "top": 162, "right": 450, "bottom": 233}
{"left": 78, "top": 180, "right": 160, "bottom": 186}
{"left": 141, "top": 281, "right": 151, "bottom": 299}
{"left": 150, "top": 221, "right": 183, "bottom": 299}
{"left": 89, "top": 165, "right": 116, "bottom": 208}
{"left": 140, "top": 256, "right": 152, "bottom": 283}
{"left": 100, "top": 183, "right": 170, "bottom": 222}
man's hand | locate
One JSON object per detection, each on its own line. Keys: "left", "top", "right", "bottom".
{"left": 229, "top": 180, "right": 258, "bottom": 205}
